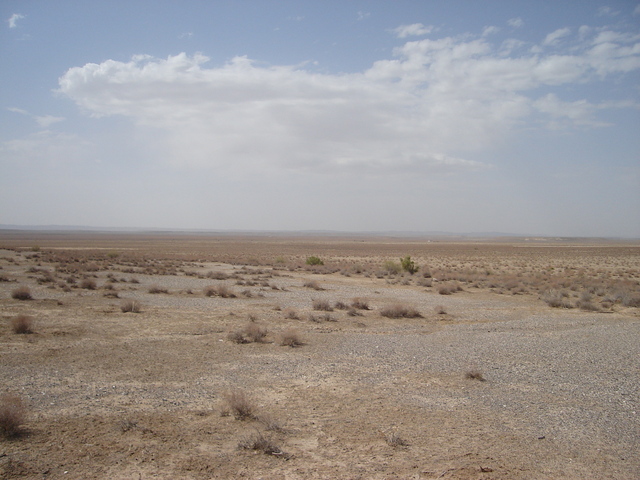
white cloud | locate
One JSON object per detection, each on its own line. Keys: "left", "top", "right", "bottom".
{"left": 634, "top": 5, "right": 640, "bottom": 16}
{"left": 507, "top": 17, "right": 524, "bottom": 28}
{"left": 7, "top": 13, "right": 25, "bottom": 28}
{"left": 35, "top": 115, "right": 65, "bottom": 128}
{"left": 597, "top": 6, "right": 619, "bottom": 17}
{"left": 7, "top": 107, "right": 65, "bottom": 128}
{"left": 57, "top": 26, "right": 640, "bottom": 174}
{"left": 357, "top": 11, "right": 370, "bottom": 21}
{"left": 543, "top": 27, "right": 571, "bottom": 46}
{"left": 482, "top": 26, "right": 500, "bottom": 37}
{"left": 392, "top": 23, "right": 434, "bottom": 38}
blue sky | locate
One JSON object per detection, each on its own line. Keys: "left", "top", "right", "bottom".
{"left": 1, "top": 1, "right": 639, "bottom": 237}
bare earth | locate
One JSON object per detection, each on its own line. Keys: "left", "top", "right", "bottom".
{"left": 0, "top": 232, "right": 639, "bottom": 479}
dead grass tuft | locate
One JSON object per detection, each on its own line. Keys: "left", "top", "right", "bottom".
{"left": 11, "top": 285, "right": 32, "bottom": 300}
{"left": 120, "top": 299, "right": 142, "bottom": 313}
{"left": 279, "top": 328, "right": 303, "bottom": 347}
{"left": 238, "top": 430, "right": 284, "bottom": 456}
{"left": 303, "top": 280, "right": 324, "bottom": 290}
{"left": 384, "top": 431, "right": 409, "bottom": 447}
{"left": 465, "top": 370, "right": 486, "bottom": 381}
{"left": 312, "top": 299, "right": 333, "bottom": 311}
{"left": 148, "top": 284, "right": 169, "bottom": 294}
{"left": 223, "top": 389, "right": 256, "bottom": 420}
{"left": 80, "top": 278, "right": 97, "bottom": 290}
{"left": 10, "top": 315, "right": 34, "bottom": 334}
{"left": 380, "top": 304, "right": 422, "bottom": 318}
{"left": 0, "top": 394, "right": 26, "bottom": 438}
{"left": 351, "top": 298, "right": 370, "bottom": 310}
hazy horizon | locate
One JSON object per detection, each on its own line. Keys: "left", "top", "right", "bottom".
{"left": 2, "top": 1, "right": 639, "bottom": 237}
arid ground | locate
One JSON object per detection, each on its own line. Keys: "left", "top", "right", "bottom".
{"left": 1, "top": 231, "right": 639, "bottom": 479}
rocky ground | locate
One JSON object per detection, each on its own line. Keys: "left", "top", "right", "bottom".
{"left": 0, "top": 234, "right": 638, "bottom": 479}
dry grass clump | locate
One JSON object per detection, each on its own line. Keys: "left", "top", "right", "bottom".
{"left": 223, "top": 389, "right": 256, "bottom": 420}
{"left": 380, "top": 304, "right": 422, "bottom": 319}
{"left": 437, "top": 283, "right": 462, "bottom": 295}
{"left": 384, "top": 431, "right": 409, "bottom": 447}
{"left": 312, "top": 299, "right": 333, "bottom": 311}
{"left": 279, "top": 329, "right": 303, "bottom": 347}
{"left": 11, "top": 285, "right": 32, "bottom": 300}
{"left": 283, "top": 308, "right": 300, "bottom": 320}
{"left": 434, "top": 305, "right": 447, "bottom": 315}
{"left": 303, "top": 280, "right": 324, "bottom": 290}
{"left": 80, "top": 278, "right": 97, "bottom": 290}
{"left": 228, "top": 323, "right": 268, "bottom": 344}
{"left": 204, "top": 285, "right": 236, "bottom": 298}
{"left": 206, "top": 271, "right": 229, "bottom": 280}
{"left": 10, "top": 315, "right": 34, "bottom": 334}
{"left": 541, "top": 289, "right": 574, "bottom": 308}
{"left": 238, "top": 430, "right": 284, "bottom": 456}
{"left": 148, "top": 284, "right": 168, "bottom": 294}
{"left": 465, "top": 370, "right": 486, "bottom": 381}
{"left": 334, "top": 301, "right": 349, "bottom": 310}
{"left": 120, "top": 300, "right": 142, "bottom": 313}
{"left": 0, "top": 394, "right": 26, "bottom": 438}
{"left": 351, "top": 298, "right": 370, "bottom": 310}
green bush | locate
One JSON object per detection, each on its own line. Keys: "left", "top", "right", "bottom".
{"left": 400, "top": 256, "right": 418, "bottom": 275}
{"left": 306, "top": 256, "right": 324, "bottom": 266}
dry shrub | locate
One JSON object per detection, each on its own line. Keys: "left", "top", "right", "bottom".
{"left": 223, "top": 389, "right": 256, "bottom": 420}
{"left": 11, "top": 286, "right": 32, "bottom": 300}
{"left": 10, "top": 315, "right": 34, "bottom": 334}
{"left": 434, "top": 305, "right": 447, "bottom": 315}
{"left": 206, "top": 271, "right": 229, "bottom": 280}
{"left": 380, "top": 304, "right": 422, "bottom": 318}
{"left": 80, "top": 278, "right": 97, "bottom": 290}
{"left": 244, "top": 323, "right": 268, "bottom": 343}
{"left": 334, "top": 301, "right": 349, "bottom": 310}
{"left": 279, "top": 329, "right": 303, "bottom": 347}
{"left": 204, "top": 285, "right": 236, "bottom": 298}
{"left": 121, "top": 300, "right": 142, "bottom": 313}
{"left": 438, "top": 283, "right": 461, "bottom": 295}
{"left": 0, "top": 394, "right": 26, "bottom": 438}
{"left": 542, "top": 289, "right": 574, "bottom": 308}
{"left": 312, "top": 299, "right": 333, "bottom": 311}
{"left": 283, "top": 308, "right": 300, "bottom": 320}
{"left": 303, "top": 280, "right": 324, "bottom": 290}
{"left": 238, "top": 430, "right": 284, "bottom": 456}
{"left": 148, "top": 284, "right": 168, "bottom": 294}
{"left": 227, "top": 331, "right": 249, "bottom": 344}
{"left": 385, "top": 431, "right": 409, "bottom": 447}
{"left": 351, "top": 298, "right": 370, "bottom": 310}
{"left": 465, "top": 370, "right": 486, "bottom": 381}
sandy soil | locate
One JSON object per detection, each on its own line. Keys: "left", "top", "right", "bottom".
{"left": 0, "top": 233, "right": 638, "bottom": 479}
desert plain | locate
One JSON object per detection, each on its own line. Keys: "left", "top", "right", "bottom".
{"left": 0, "top": 231, "right": 639, "bottom": 479}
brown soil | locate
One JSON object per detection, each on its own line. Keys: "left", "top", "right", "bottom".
{"left": 1, "top": 232, "right": 639, "bottom": 479}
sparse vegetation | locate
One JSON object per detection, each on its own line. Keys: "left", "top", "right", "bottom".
{"left": 0, "top": 394, "right": 26, "bottom": 438}
{"left": 223, "top": 389, "right": 256, "bottom": 420}
{"left": 279, "top": 329, "right": 303, "bottom": 347}
{"left": 204, "top": 285, "right": 236, "bottom": 298}
{"left": 303, "top": 280, "right": 323, "bottom": 290}
{"left": 120, "top": 299, "right": 142, "bottom": 313}
{"left": 380, "top": 304, "right": 422, "bottom": 318}
{"left": 351, "top": 298, "right": 370, "bottom": 310}
{"left": 384, "top": 431, "right": 409, "bottom": 447}
{"left": 10, "top": 315, "right": 34, "bottom": 334}
{"left": 148, "top": 284, "right": 168, "bottom": 294}
{"left": 238, "top": 430, "right": 284, "bottom": 456}
{"left": 80, "top": 278, "right": 97, "bottom": 290}
{"left": 400, "top": 255, "right": 419, "bottom": 275}
{"left": 306, "top": 256, "right": 324, "bottom": 266}
{"left": 312, "top": 299, "right": 333, "bottom": 311}
{"left": 11, "top": 285, "right": 32, "bottom": 300}
{"left": 465, "top": 370, "right": 486, "bottom": 381}
{"left": 434, "top": 305, "right": 447, "bottom": 315}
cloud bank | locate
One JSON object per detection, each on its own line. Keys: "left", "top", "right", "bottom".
{"left": 57, "top": 25, "right": 640, "bottom": 174}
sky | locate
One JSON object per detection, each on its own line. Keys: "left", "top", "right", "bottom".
{"left": 1, "top": 1, "right": 639, "bottom": 237}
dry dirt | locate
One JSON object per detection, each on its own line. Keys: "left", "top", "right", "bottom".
{"left": 0, "top": 232, "right": 639, "bottom": 479}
